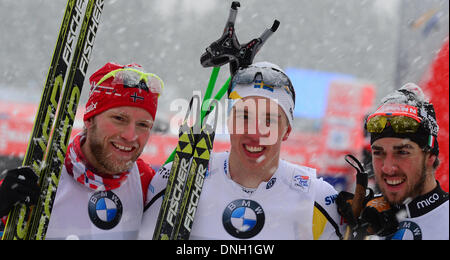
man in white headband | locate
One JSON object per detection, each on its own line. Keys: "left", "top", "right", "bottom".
{"left": 140, "top": 62, "right": 345, "bottom": 240}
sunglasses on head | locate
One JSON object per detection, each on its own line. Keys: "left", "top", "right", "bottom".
{"left": 366, "top": 115, "right": 421, "bottom": 134}
{"left": 96, "top": 67, "right": 164, "bottom": 96}
{"left": 366, "top": 103, "right": 422, "bottom": 134}
{"left": 230, "top": 66, "right": 295, "bottom": 104}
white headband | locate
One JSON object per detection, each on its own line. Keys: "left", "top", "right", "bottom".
{"left": 229, "top": 82, "right": 295, "bottom": 126}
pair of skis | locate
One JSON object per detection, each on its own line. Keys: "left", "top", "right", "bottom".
{"left": 2, "top": 0, "right": 103, "bottom": 240}
{"left": 153, "top": 1, "right": 279, "bottom": 240}
{"left": 153, "top": 70, "right": 224, "bottom": 240}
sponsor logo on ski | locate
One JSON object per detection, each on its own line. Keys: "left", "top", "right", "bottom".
{"left": 80, "top": 0, "right": 104, "bottom": 76}
{"left": 167, "top": 158, "right": 190, "bottom": 226}
{"left": 63, "top": 0, "right": 84, "bottom": 66}
{"left": 184, "top": 164, "right": 207, "bottom": 232}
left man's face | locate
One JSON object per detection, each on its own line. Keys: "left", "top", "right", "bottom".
{"left": 83, "top": 106, "right": 154, "bottom": 175}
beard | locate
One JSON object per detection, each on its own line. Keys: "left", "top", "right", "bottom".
{"left": 376, "top": 157, "right": 428, "bottom": 206}
{"left": 87, "top": 123, "right": 141, "bottom": 174}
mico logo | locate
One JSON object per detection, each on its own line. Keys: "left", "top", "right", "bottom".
{"left": 416, "top": 193, "right": 440, "bottom": 209}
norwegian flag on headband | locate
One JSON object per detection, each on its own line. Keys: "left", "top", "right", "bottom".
{"left": 84, "top": 62, "right": 160, "bottom": 121}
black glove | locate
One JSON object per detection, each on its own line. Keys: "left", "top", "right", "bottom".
{"left": 360, "top": 196, "right": 399, "bottom": 237}
{"left": 336, "top": 191, "right": 358, "bottom": 227}
{"left": 0, "top": 167, "right": 40, "bottom": 217}
{"left": 336, "top": 189, "right": 375, "bottom": 227}
{"left": 336, "top": 154, "right": 373, "bottom": 228}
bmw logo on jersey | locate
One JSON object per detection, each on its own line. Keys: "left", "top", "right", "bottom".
{"left": 88, "top": 191, "right": 123, "bottom": 230}
{"left": 387, "top": 221, "right": 422, "bottom": 240}
{"left": 222, "top": 199, "right": 265, "bottom": 239}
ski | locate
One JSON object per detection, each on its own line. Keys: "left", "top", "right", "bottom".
{"left": 153, "top": 96, "right": 219, "bottom": 240}
{"left": 26, "top": 0, "right": 104, "bottom": 240}
{"left": 153, "top": 97, "right": 200, "bottom": 240}
{"left": 2, "top": 0, "right": 85, "bottom": 240}
{"left": 173, "top": 102, "right": 218, "bottom": 240}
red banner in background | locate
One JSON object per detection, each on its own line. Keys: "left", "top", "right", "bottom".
{"left": 319, "top": 80, "right": 375, "bottom": 173}
{"left": 0, "top": 102, "right": 37, "bottom": 158}
{"left": 421, "top": 38, "right": 449, "bottom": 192}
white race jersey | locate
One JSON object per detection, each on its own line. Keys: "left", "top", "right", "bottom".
{"left": 378, "top": 183, "right": 449, "bottom": 240}
{"left": 46, "top": 162, "right": 145, "bottom": 240}
{"left": 139, "top": 152, "right": 345, "bottom": 240}
{"left": 44, "top": 135, "right": 155, "bottom": 240}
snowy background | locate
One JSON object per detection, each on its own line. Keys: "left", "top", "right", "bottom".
{"left": 0, "top": 0, "right": 448, "bottom": 172}
{"left": 0, "top": 0, "right": 448, "bottom": 105}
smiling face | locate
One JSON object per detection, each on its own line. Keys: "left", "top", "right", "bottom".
{"left": 227, "top": 96, "right": 291, "bottom": 180}
{"left": 82, "top": 106, "right": 154, "bottom": 175}
{"left": 371, "top": 137, "right": 437, "bottom": 205}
